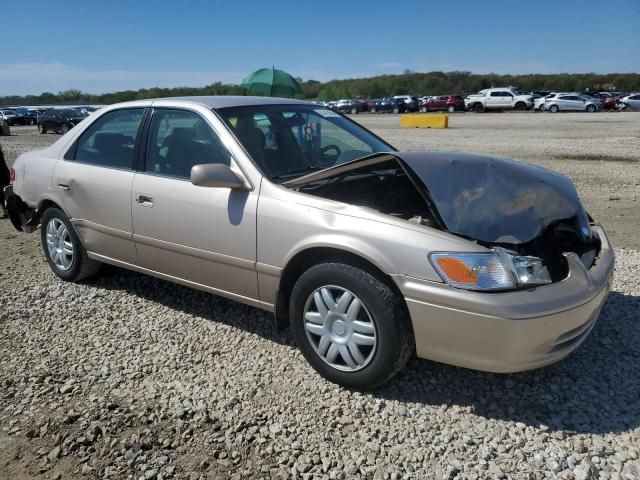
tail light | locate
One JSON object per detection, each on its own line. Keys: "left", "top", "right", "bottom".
{"left": 9, "top": 167, "right": 15, "bottom": 182}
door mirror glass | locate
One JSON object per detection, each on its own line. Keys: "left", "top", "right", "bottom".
{"left": 191, "top": 163, "right": 248, "bottom": 190}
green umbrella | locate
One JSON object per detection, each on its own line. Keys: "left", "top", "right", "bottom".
{"left": 240, "top": 67, "right": 302, "bottom": 98}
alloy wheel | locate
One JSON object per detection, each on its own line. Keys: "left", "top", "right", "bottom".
{"left": 303, "top": 286, "right": 377, "bottom": 372}
{"left": 46, "top": 218, "right": 73, "bottom": 270}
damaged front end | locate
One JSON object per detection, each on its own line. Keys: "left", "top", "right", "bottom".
{"left": 285, "top": 152, "right": 602, "bottom": 290}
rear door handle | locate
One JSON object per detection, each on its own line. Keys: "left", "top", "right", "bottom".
{"left": 135, "top": 194, "right": 154, "bottom": 207}
{"left": 56, "top": 178, "right": 71, "bottom": 191}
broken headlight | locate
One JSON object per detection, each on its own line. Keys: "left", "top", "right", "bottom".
{"left": 430, "top": 249, "right": 551, "bottom": 291}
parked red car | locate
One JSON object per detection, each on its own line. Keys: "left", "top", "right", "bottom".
{"left": 602, "top": 93, "right": 626, "bottom": 110}
{"left": 420, "top": 95, "right": 465, "bottom": 113}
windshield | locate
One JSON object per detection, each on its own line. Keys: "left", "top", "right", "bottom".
{"left": 217, "top": 104, "right": 394, "bottom": 180}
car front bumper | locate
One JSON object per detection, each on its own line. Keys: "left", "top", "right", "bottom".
{"left": 392, "top": 225, "right": 615, "bottom": 373}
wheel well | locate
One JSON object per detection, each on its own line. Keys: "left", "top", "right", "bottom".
{"left": 274, "top": 247, "right": 405, "bottom": 329}
{"left": 37, "top": 199, "right": 61, "bottom": 217}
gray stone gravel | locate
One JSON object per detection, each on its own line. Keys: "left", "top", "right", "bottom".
{"left": 1, "top": 118, "right": 639, "bottom": 479}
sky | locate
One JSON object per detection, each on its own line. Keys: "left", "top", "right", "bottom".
{"left": 2, "top": 0, "right": 639, "bottom": 96}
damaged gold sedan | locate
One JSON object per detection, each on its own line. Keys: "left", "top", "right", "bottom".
{"left": 5, "top": 96, "right": 614, "bottom": 388}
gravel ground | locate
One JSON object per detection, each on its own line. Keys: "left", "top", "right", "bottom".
{"left": 1, "top": 115, "right": 639, "bottom": 479}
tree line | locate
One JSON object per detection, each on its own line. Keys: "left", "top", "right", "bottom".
{"left": 1, "top": 72, "right": 639, "bottom": 105}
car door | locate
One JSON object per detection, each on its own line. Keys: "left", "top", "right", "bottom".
{"left": 501, "top": 91, "right": 514, "bottom": 108}
{"left": 486, "top": 92, "right": 502, "bottom": 108}
{"left": 131, "top": 106, "right": 259, "bottom": 300}
{"left": 53, "top": 107, "right": 145, "bottom": 264}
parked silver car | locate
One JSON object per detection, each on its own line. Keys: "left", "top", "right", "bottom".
{"left": 543, "top": 93, "right": 602, "bottom": 112}
{"left": 619, "top": 93, "right": 640, "bottom": 110}
{"left": 5, "top": 96, "right": 614, "bottom": 388}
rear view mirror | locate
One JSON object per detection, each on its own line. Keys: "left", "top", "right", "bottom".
{"left": 191, "top": 163, "right": 250, "bottom": 190}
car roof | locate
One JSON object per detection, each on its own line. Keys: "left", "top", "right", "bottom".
{"left": 160, "top": 95, "right": 314, "bottom": 109}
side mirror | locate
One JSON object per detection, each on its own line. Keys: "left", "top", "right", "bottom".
{"left": 191, "top": 163, "right": 250, "bottom": 190}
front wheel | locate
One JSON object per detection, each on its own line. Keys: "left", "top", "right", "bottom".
{"left": 514, "top": 102, "right": 526, "bottom": 111}
{"left": 549, "top": 104, "right": 559, "bottom": 113}
{"left": 586, "top": 104, "right": 596, "bottom": 113}
{"left": 447, "top": 105, "right": 456, "bottom": 113}
{"left": 290, "top": 263, "right": 415, "bottom": 389}
{"left": 61, "top": 123, "right": 70, "bottom": 134}
{"left": 40, "top": 207, "right": 101, "bottom": 282}
{"left": 474, "top": 103, "right": 484, "bottom": 113}
{"left": 38, "top": 123, "right": 47, "bottom": 134}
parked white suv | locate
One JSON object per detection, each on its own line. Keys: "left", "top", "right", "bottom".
{"left": 465, "top": 88, "right": 534, "bottom": 112}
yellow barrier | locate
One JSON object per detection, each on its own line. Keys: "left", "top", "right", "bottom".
{"left": 400, "top": 114, "right": 448, "bottom": 129}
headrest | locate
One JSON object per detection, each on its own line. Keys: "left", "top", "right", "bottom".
{"left": 166, "top": 127, "right": 194, "bottom": 139}
{"left": 93, "top": 131, "right": 126, "bottom": 151}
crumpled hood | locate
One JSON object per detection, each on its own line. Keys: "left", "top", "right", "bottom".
{"left": 395, "top": 151, "right": 590, "bottom": 244}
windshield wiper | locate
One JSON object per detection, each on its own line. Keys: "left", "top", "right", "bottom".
{"left": 271, "top": 165, "right": 327, "bottom": 180}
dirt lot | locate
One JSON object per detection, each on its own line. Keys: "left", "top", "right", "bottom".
{"left": 1, "top": 114, "right": 639, "bottom": 480}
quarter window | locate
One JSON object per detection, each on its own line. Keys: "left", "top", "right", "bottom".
{"left": 145, "top": 109, "right": 232, "bottom": 178}
{"left": 74, "top": 109, "right": 144, "bottom": 169}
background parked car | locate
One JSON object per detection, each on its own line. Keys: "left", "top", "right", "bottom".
{"left": 543, "top": 93, "right": 602, "bottom": 112}
{"left": 420, "top": 95, "right": 465, "bottom": 113}
{"left": 333, "top": 99, "right": 367, "bottom": 114}
{"left": 601, "top": 93, "right": 627, "bottom": 110}
{"left": 393, "top": 95, "right": 419, "bottom": 112}
{"left": 465, "top": 88, "right": 534, "bottom": 112}
{"left": 0, "top": 109, "right": 19, "bottom": 125}
{"left": 38, "top": 108, "right": 87, "bottom": 134}
{"left": 371, "top": 98, "right": 408, "bottom": 113}
{"left": 619, "top": 93, "right": 640, "bottom": 109}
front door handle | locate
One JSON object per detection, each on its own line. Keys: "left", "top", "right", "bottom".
{"left": 57, "top": 183, "right": 70, "bottom": 191}
{"left": 135, "top": 194, "right": 154, "bottom": 207}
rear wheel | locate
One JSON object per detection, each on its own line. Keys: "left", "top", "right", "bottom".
{"left": 38, "top": 123, "right": 46, "bottom": 134}
{"left": 447, "top": 104, "right": 456, "bottom": 113}
{"left": 392, "top": 107, "right": 399, "bottom": 114}
{"left": 40, "top": 207, "right": 101, "bottom": 282}
{"left": 549, "top": 104, "right": 560, "bottom": 113}
{"left": 61, "top": 123, "right": 70, "bottom": 134}
{"left": 290, "top": 262, "right": 414, "bottom": 389}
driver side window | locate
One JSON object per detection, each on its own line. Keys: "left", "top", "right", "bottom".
{"left": 145, "top": 109, "right": 232, "bottom": 179}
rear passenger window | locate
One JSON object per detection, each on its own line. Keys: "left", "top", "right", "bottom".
{"left": 74, "top": 109, "right": 144, "bottom": 169}
{"left": 145, "top": 109, "right": 232, "bottom": 178}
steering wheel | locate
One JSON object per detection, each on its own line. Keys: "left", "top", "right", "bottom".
{"left": 320, "top": 144, "right": 341, "bottom": 166}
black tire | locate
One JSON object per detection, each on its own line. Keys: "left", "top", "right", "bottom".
{"left": 586, "top": 105, "right": 596, "bottom": 113}
{"left": 392, "top": 107, "right": 399, "bottom": 114}
{"left": 514, "top": 102, "right": 526, "bottom": 111}
{"left": 61, "top": 124, "right": 70, "bottom": 134}
{"left": 290, "top": 263, "right": 415, "bottom": 389}
{"left": 40, "top": 207, "right": 101, "bottom": 282}
{"left": 447, "top": 105, "right": 455, "bottom": 113}
{"left": 370, "top": 107, "right": 376, "bottom": 113}
{"left": 474, "top": 103, "right": 484, "bottom": 113}
{"left": 549, "top": 104, "right": 559, "bottom": 113}
{"left": 30, "top": 118, "right": 36, "bottom": 125}
{"left": 38, "top": 123, "right": 46, "bottom": 134}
